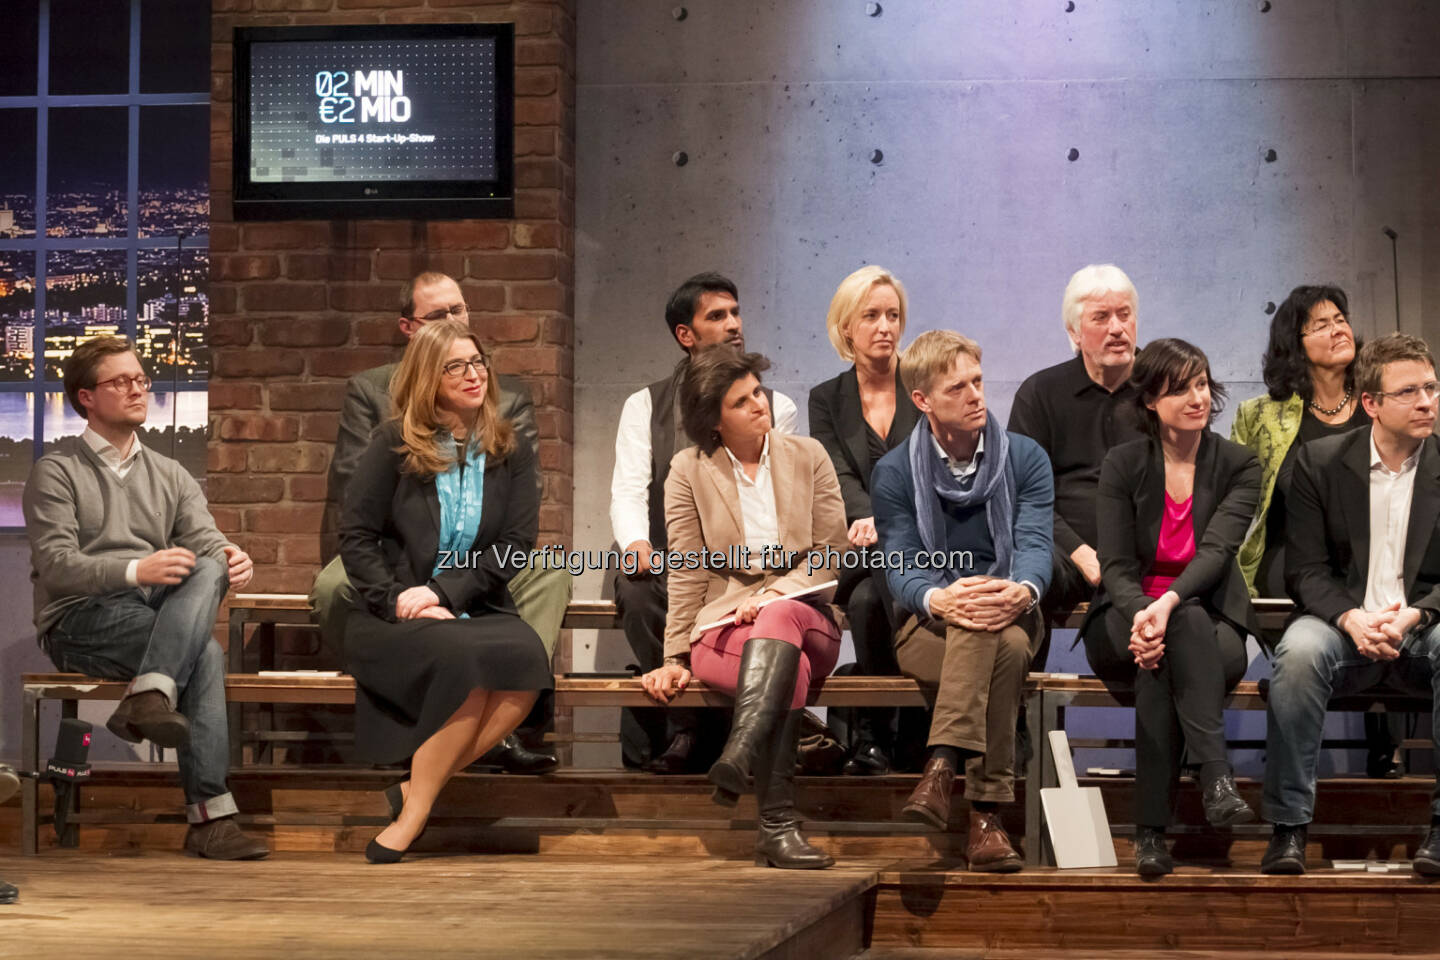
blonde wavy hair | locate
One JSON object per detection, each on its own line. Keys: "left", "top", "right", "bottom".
{"left": 389, "top": 317, "right": 515, "bottom": 477}
{"left": 825, "top": 265, "right": 908, "bottom": 363}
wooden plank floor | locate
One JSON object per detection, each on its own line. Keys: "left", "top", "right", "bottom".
{"left": 0, "top": 852, "right": 880, "bottom": 960}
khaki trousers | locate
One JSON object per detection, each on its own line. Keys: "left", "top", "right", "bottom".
{"left": 894, "top": 608, "right": 1041, "bottom": 802}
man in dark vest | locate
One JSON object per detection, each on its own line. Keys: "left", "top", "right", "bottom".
{"left": 311, "top": 271, "right": 569, "bottom": 774}
{"left": 609, "top": 272, "right": 798, "bottom": 771}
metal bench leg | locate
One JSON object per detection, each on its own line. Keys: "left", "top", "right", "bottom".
{"left": 1024, "top": 687, "right": 1045, "bottom": 866}
{"left": 21, "top": 686, "right": 39, "bottom": 856}
{"left": 59, "top": 699, "right": 81, "bottom": 848}
{"left": 228, "top": 611, "right": 247, "bottom": 767}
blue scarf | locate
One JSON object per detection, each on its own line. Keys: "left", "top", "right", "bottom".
{"left": 907, "top": 416, "right": 1016, "bottom": 582}
{"left": 432, "top": 437, "right": 486, "bottom": 616}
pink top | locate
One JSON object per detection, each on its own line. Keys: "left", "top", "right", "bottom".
{"left": 1141, "top": 493, "right": 1195, "bottom": 599}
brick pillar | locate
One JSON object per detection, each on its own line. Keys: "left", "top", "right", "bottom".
{"left": 208, "top": 0, "right": 576, "bottom": 593}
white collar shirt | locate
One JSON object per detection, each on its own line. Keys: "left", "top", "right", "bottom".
{"left": 723, "top": 435, "right": 780, "bottom": 571}
{"left": 1363, "top": 428, "right": 1421, "bottom": 612}
{"left": 82, "top": 426, "right": 142, "bottom": 479}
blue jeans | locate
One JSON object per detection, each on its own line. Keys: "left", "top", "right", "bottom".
{"left": 1263, "top": 614, "right": 1440, "bottom": 825}
{"left": 42, "top": 555, "right": 234, "bottom": 823}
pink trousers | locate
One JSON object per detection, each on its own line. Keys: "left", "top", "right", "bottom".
{"left": 689, "top": 599, "right": 841, "bottom": 710}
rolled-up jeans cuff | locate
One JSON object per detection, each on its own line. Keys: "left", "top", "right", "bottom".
{"left": 128, "top": 672, "right": 178, "bottom": 707}
{"left": 186, "top": 793, "right": 238, "bottom": 824}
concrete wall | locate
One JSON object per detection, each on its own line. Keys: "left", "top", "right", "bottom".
{"left": 570, "top": 1, "right": 1440, "bottom": 767}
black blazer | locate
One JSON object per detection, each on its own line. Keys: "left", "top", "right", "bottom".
{"left": 339, "top": 420, "right": 539, "bottom": 621}
{"left": 1286, "top": 427, "right": 1440, "bottom": 625}
{"left": 1082, "top": 432, "right": 1261, "bottom": 644}
{"left": 808, "top": 366, "right": 920, "bottom": 524}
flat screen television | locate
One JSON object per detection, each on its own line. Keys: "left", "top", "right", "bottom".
{"left": 233, "top": 23, "right": 514, "bottom": 220}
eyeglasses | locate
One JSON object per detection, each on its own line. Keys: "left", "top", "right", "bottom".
{"left": 1373, "top": 381, "right": 1440, "bottom": 405}
{"left": 413, "top": 303, "right": 469, "bottom": 322}
{"left": 442, "top": 355, "right": 488, "bottom": 379}
{"left": 1302, "top": 316, "right": 1350, "bottom": 337}
{"left": 94, "top": 374, "right": 152, "bottom": 393}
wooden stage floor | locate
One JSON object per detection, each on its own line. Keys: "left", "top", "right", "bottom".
{"left": 7, "top": 851, "right": 1440, "bottom": 959}
{"left": 0, "top": 852, "right": 880, "bottom": 960}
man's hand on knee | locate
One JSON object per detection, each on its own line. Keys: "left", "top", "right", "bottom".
{"left": 223, "top": 544, "right": 253, "bottom": 590}
{"left": 136, "top": 547, "right": 196, "bottom": 586}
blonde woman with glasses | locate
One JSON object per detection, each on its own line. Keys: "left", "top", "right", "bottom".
{"left": 339, "top": 318, "right": 551, "bottom": 863}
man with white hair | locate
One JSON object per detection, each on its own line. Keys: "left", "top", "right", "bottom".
{"left": 1008, "top": 264, "right": 1147, "bottom": 653}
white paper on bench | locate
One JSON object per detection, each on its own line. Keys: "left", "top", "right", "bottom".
{"left": 257, "top": 670, "right": 343, "bottom": 678}
{"left": 694, "top": 580, "right": 839, "bottom": 633}
{"left": 235, "top": 593, "right": 309, "bottom": 601}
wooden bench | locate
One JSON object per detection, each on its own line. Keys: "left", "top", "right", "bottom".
{"left": 18, "top": 670, "right": 978, "bottom": 856}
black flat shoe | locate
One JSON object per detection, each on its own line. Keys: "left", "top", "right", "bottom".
{"left": 490, "top": 734, "right": 560, "bottom": 775}
{"left": 365, "top": 838, "right": 405, "bottom": 864}
{"left": 1260, "top": 824, "right": 1307, "bottom": 875}
{"left": 1202, "top": 772, "right": 1255, "bottom": 827}
{"left": 0, "top": 881, "right": 17, "bottom": 904}
{"left": 842, "top": 742, "right": 892, "bottom": 777}
{"left": 1134, "top": 826, "right": 1173, "bottom": 878}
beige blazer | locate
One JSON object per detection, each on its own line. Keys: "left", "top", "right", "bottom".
{"left": 662, "top": 431, "right": 850, "bottom": 659}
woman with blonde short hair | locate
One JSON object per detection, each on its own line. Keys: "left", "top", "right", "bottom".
{"left": 808, "top": 265, "right": 921, "bottom": 774}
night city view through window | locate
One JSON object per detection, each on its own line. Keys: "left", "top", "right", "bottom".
{"left": 0, "top": 0, "right": 211, "bottom": 526}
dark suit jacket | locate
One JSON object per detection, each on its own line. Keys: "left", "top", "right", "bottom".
{"left": 338, "top": 420, "right": 539, "bottom": 621}
{"left": 324, "top": 362, "right": 537, "bottom": 559}
{"left": 1286, "top": 427, "right": 1440, "bottom": 625}
{"left": 807, "top": 366, "right": 920, "bottom": 524}
{"left": 1083, "top": 432, "right": 1261, "bottom": 643}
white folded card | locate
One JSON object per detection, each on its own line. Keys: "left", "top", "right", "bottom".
{"left": 257, "top": 670, "right": 344, "bottom": 678}
{"left": 695, "top": 580, "right": 839, "bottom": 633}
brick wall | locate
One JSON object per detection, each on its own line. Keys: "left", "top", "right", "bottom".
{"left": 208, "top": 0, "right": 576, "bottom": 599}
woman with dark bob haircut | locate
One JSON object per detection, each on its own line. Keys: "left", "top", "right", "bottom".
{"left": 641, "top": 343, "right": 849, "bottom": 869}
{"left": 1079, "top": 338, "right": 1262, "bottom": 877}
{"left": 1231, "top": 284, "right": 1366, "bottom": 599}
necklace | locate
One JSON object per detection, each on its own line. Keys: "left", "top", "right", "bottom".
{"left": 1309, "top": 388, "right": 1352, "bottom": 418}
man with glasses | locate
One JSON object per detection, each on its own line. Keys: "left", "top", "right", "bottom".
{"left": 22, "top": 336, "right": 268, "bottom": 859}
{"left": 312, "top": 271, "right": 566, "bottom": 774}
{"left": 1262, "top": 333, "right": 1440, "bottom": 876}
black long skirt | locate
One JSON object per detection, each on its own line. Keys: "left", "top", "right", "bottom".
{"left": 344, "top": 608, "right": 553, "bottom": 765}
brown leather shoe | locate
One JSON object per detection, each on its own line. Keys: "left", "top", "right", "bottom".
{"left": 106, "top": 690, "right": 189, "bottom": 748}
{"left": 901, "top": 756, "right": 956, "bottom": 830}
{"left": 184, "top": 817, "right": 270, "bottom": 861}
{"left": 966, "top": 808, "right": 1023, "bottom": 873}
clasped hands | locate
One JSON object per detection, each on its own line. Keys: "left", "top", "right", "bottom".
{"left": 1128, "top": 592, "right": 1179, "bottom": 671}
{"left": 928, "top": 576, "right": 1031, "bottom": 632}
{"left": 1340, "top": 602, "right": 1423, "bottom": 661}
{"left": 395, "top": 585, "right": 455, "bottom": 620}
{"left": 135, "top": 544, "right": 253, "bottom": 590}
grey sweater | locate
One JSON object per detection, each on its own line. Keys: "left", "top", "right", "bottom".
{"left": 23, "top": 437, "right": 231, "bottom": 639}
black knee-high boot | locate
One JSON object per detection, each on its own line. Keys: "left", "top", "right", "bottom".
{"left": 708, "top": 637, "right": 800, "bottom": 805}
{"left": 754, "top": 710, "right": 834, "bottom": 869}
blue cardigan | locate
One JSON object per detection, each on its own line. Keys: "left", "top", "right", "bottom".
{"left": 871, "top": 429, "right": 1055, "bottom": 618}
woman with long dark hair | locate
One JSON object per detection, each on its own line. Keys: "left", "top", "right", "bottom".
{"left": 1081, "top": 339, "right": 1261, "bottom": 876}
{"left": 340, "top": 318, "right": 552, "bottom": 863}
{"left": 1232, "top": 285, "right": 1365, "bottom": 599}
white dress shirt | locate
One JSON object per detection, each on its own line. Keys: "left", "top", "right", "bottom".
{"left": 723, "top": 436, "right": 780, "bottom": 570}
{"left": 1363, "top": 430, "right": 1420, "bottom": 612}
{"left": 82, "top": 427, "right": 145, "bottom": 587}
{"left": 609, "top": 384, "right": 798, "bottom": 549}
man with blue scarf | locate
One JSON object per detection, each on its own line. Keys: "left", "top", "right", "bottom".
{"left": 872, "top": 330, "right": 1054, "bottom": 872}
